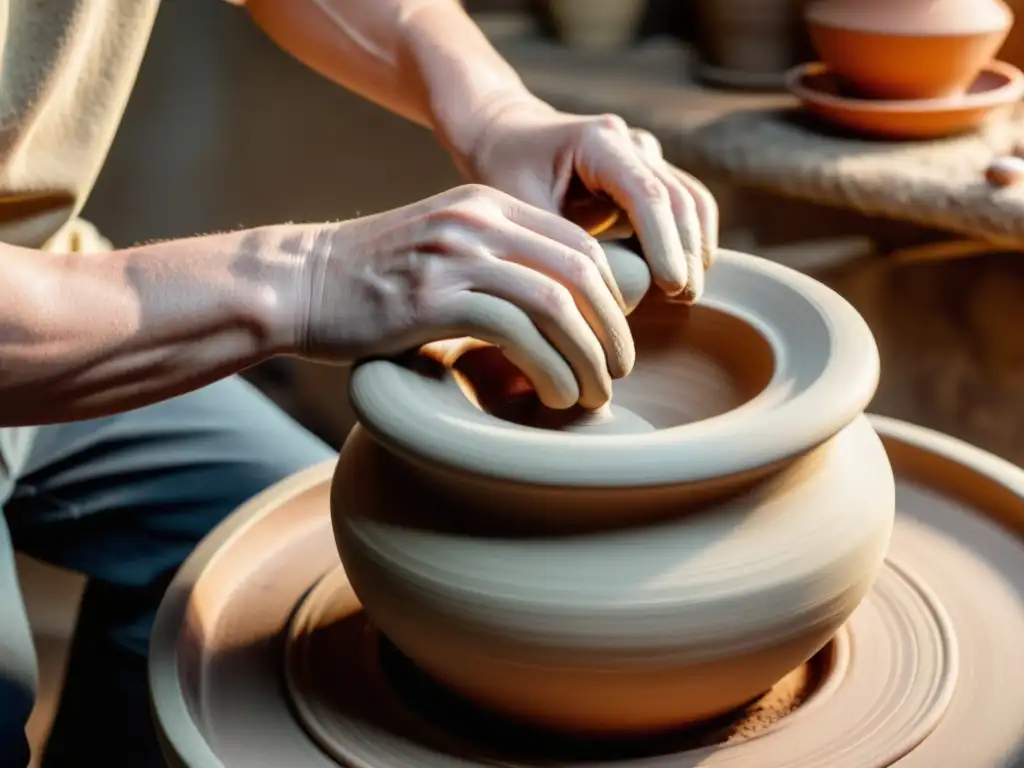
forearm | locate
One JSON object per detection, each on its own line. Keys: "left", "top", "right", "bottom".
{"left": 244, "top": 0, "right": 536, "bottom": 167}
{"left": 0, "top": 228, "right": 298, "bottom": 426}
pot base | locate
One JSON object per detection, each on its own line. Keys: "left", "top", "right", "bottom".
{"left": 696, "top": 61, "right": 790, "bottom": 92}
{"left": 150, "top": 416, "right": 1024, "bottom": 767}
{"left": 283, "top": 561, "right": 950, "bottom": 766}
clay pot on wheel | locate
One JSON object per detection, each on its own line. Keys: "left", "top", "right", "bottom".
{"left": 548, "top": 0, "right": 647, "bottom": 52}
{"left": 805, "top": 0, "right": 1014, "bottom": 99}
{"left": 332, "top": 244, "right": 895, "bottom": 735}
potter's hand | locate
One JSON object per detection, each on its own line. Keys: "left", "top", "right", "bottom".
{"left": 293, "top": 184, "right": 634, "bottom": 409}
{"left": 457, "top": 96, "right": 719, "bottom": 301}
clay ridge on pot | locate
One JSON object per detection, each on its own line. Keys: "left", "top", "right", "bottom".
{"left": 347, "top": 245, "right": 881, "bottom": 524}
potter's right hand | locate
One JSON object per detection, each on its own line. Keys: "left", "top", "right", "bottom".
{"left": 285, "top": 184, "right": 635, "bottom": 409}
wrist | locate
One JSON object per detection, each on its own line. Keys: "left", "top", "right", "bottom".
{"left": 396, "top": 0, "right": 539, "bottom": 175}
{"left": 436, "top": 87, "right": 550, "bottom": 178}
{"left": 209, "top": 225, "right": 310, "bottom": 360}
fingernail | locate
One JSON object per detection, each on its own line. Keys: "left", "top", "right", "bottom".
{"left": 680, "top": 285, "right": 700, "bottom": 304}
{"left": 657, "top": 278, "right": 686, "bottom": 297}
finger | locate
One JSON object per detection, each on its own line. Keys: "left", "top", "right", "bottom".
{"left": 668, "top": 166, "right": 719, "bottom": 269}
{"left": 601, "top": 242, "right": 652, "bottom": 314}
{"left": 628, "top": 131, "right": 703, "bottom": 301}
{"left": 622, "top": 139, "right": 706, "bottom": 301}
{"left": 423, "top": 291, "right": 582, "bottom": 410}
{"left": 639, "top": 157, "right": 705, "bottom": 302}
{"left": 497, "top": 193, "right": 627, "bottom": 312}
{"left": 483, "top": 217, "right": 635, "bottom": 378}
{"left": 456, "top": 259, "right": 613, "bottom": 408}
{"left": 580, "top": 127, "right": 689, "bottom": 296}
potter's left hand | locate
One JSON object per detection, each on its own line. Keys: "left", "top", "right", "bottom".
{"left": 458, "top": 95, "right": 719, "bottom": 302}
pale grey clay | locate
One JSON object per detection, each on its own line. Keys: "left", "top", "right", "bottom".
{"left": 149, "top": 245, "right": 1024, "bottom": 767}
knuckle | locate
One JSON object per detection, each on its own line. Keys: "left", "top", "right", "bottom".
{"left": 634, "top": 174, "right": 669, "bottom": 204}
{"left": 535, "top": 281, "right": 576, "bottom": 318}
{"left": 423, "top": 216, "right": 475, "bottom": 253}
{"left": 559, "top": 221, "right": 604, "bottom": 260}
{"left": 596, "top": 113, "right": 629, "bottom": 135}
{"left": 562, "top": 249, "right": 599, "bottom": 286}
{"left": 677, "top": 188, "right": 699, "bottom": 216}
{"left": 631, "top": 127, "right": 656, "bottom": 143}
{"left": 566, "top": 220, "right": 601, "bottom": 250}
{"left": 429, "top": 205, "right": 489, "bottom": 233}
{"left": 449, "top": 183, "right": 491, "bottom": 202}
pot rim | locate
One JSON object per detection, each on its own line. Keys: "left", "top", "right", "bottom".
{"left": 348, "top": 250, "right": 879, "bottom": 488}
{"left": 804, "top": 0, "right": 1012, "bottom": 37}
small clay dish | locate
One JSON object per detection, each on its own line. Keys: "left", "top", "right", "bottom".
{"left": 786, "top": 60, "right": 1024, "bottom": 140}
{"left": 805, "top": 0, "right": 1012, "bottom": 100}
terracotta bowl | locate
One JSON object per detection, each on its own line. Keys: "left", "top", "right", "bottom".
{"left": 331, "top": 247, "right": 895, "bottom": 734}
{"left": 787, "top": 60, "right": 1024, "bottom": 140}
{"left": 805, "top": 0, "right": 1013, "bottom": 99}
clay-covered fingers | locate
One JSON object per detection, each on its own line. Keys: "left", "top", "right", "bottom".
{"left": 578, "top": 118, "right": 692, "bottom": 297}
{"left": 504, "top": 200, "right": 627, "bottom": 311}
{"left": 422, "top": 291, "right": 589, "bottom": 410}
{"left": 667, "top": 166, "right": 719, "bottom": 270}
{"left": 493, "top": 208, "right": 636, "bottom": 379}
{"left": 626, "top": 128, "right": 707, "bottom": 300}
{"left": 454, "top": 259, "right": 615, "bottom": 408}
{"left": 407, "top": 186, "right": 644, "bottom": 409}
{"left": 628, "top": 129, "right": 718, "bottom": 271}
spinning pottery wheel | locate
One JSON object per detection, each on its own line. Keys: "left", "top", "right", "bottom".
{"left": 151, "top": 248, "right": 1024, "bottom": 767}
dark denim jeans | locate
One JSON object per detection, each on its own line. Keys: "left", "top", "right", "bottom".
{"left": 0, "top": 376, "right": 332, "bottom": 766}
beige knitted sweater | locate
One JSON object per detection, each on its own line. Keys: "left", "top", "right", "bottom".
{"left": 0, "top": 0, "right": 240, "bottom": 250}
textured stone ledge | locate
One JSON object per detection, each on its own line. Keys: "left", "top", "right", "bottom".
{"left": 498, "top": 36, "right": 1024, "bottom": 247}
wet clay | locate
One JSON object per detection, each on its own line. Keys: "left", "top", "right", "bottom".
{"left": 346, "top": 247, "right": 882, "bottom": 525}
{"left": 284, "top": 566, "right": 831, "bottom": 765}
{"left": 335, "top": 246, "right": 892, "bottom": 733}
{"left": 148, "top": 246, "right": 1024, "bottom": 765}
{"left": 149, "top": 415, "right": 1024, "bottom": 766}
{"left": 331, "top": 417, "right": 893, "bottom": 733}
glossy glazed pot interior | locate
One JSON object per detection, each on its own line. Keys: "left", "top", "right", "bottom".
{"left": 805, "top": 0, "right": 1013, "bottom": 99}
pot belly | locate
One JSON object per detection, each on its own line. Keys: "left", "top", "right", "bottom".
{"left": 333, "top": 416, "right": 895, "bottom": 734}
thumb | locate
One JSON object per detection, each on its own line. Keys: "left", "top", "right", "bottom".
{"left": 506, "top": 171, "right": 561, "bottom": 215}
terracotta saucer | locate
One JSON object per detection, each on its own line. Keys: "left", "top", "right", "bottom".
{"left": 150, "top": 415, "right": 1024, "bottom": 767}
{"left": 785, "top": 60, "right": 1024, "bottom": 139}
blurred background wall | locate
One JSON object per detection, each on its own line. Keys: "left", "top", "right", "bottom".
{"left": 85, "top": 0, "right": 461, "bottom": 243}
